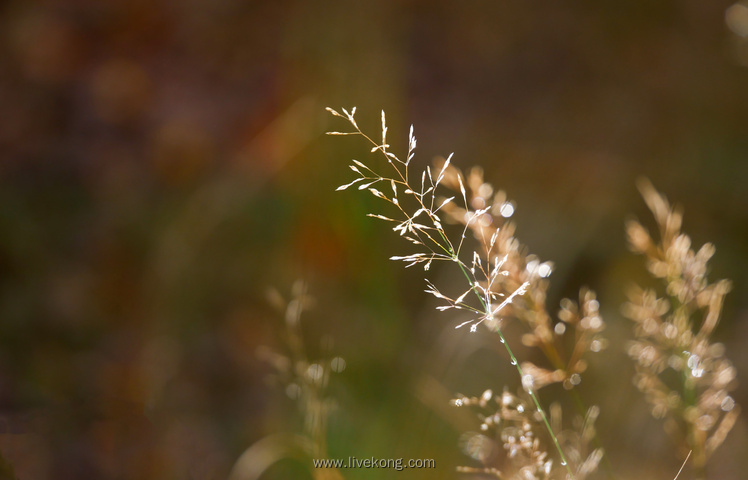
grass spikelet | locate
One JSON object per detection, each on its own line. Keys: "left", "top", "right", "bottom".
{"left": 624, "top": 179, "right": 740, "bottom": 478}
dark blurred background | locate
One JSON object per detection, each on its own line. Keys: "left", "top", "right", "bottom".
{"left": 0, "top": 1, "right": 747, "bottom": 479}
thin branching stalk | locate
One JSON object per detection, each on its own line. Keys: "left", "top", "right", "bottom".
{"left": 328, "top": 107, "right": 576, "bottom": 479}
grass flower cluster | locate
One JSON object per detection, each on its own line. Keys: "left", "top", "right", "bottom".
{"left": 453, "top": 389, "right": 602, "bottom": 480}
{"left": 232, "top": 281, "right": 346, "bottom": 480}
{"left": 624, "top": 180, "right": 740, "bottom": 479}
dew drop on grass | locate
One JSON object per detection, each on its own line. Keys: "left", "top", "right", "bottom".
{"left": 331, "top": 356, "right": 346, "bottom": 372}
{"left": 721, "top": 395, "right": 736, "bottom": 412}
{"left": 687, "top": 354, "right": 700, "bottom": 369}
{"left": 307, "top": 363, "right": 324, "bottom": 382}
{"left": 696, "top": 414, "right": 715, "bottom": 431}
{"left": 500, "top": 202, "right": 515, "bottom": 218}
{"left": 538, "top": 263, "right": 552, "bottom": 278}
{"left": 522, "top": 374, "right": 535, "bottom": 392}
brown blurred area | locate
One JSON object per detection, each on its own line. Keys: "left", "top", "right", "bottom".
{"left": 0, "top": 1, "right": 747, "bottom": 479}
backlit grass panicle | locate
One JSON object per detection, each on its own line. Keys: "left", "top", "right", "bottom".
{"left": 232, "top": 281, "right": 346, "bottom": 480}
{"left": 624, "top": 179, "right": 740, "bottom": 476}
{"left": 257, "top": 281, "right": 346, "bottom": 460}
{"left": 328, "top": 107, "right": 529, "bottom": 331}
{"left": 328, "top": 107, "right": 602, "bottom": 478}
{"left": 453, "top": 389, "right": 603, "bottom": 480}
{"left": 435, "top": 162, "right": 607, "bottom": 393}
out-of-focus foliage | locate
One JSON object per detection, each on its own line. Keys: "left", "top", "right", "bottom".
{"left": 0, "top": 1, "right": 746, "bottom": 479}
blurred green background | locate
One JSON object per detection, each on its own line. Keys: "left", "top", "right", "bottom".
{"left": 0, "top": 1, "right": 747, "bottom": 479}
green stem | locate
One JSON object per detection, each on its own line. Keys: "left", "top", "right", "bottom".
{"left": 447, "top": 245, "right": 574, "bottom": 479}
{"left": 498, "top": 326, "right": 574, "bottom": 477}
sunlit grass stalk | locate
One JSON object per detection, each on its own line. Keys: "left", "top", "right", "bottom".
{"left": 328, "top": 107, "right": 574, "bottom": 478}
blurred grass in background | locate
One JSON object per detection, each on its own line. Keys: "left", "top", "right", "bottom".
{"left": 0, "top": 1, "right": 747, "bottom": 479}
